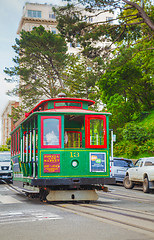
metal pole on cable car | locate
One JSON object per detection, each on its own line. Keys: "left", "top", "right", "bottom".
{"left": 110, "top": 129, "right": 114, "bottom": 161}
{"left": 33, "top": 118, "right": 36, "bottom": 178}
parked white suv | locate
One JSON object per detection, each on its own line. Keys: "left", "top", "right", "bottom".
{"left": 123, "top": 157, "right": 154, "bottom": 193}
{"left": 0, "top": 151, "right": 12, "bottom": 183}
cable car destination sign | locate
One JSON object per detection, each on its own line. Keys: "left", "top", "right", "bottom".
{"left": 43, "top": 154, "right": 60, "bottom": 173}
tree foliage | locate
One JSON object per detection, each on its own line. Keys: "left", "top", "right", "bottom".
{"left": 122, "top": 123, "right": 149, "bottom": 143}
{"left": 104, "top": 94, "right": 135, "bottom": 129}
{"left": 63, "top": 55, "right": 102, "bottom": 108}
{"left": 53, "top": 0, "right": 154, "bottom": 59}
{"left": 4, "top": 1, "right": 153, "bottom": 134}
{"left": 98, "top": 40, "right": 154, "bottom": 129}
{"left": 6, "top": 138, "right": 11, "bottom": 150}
{"left": 4, "top": 26, "right": 68, "bottom": 111}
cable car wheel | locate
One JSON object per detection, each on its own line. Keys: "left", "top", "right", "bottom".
{"left": 39, "top": 188, "right": 48, "bottom": 202}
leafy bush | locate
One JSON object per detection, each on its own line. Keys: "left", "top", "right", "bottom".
{"left": 114, "top": 138, "right": 154, "bottom": 158}
{"left": 112, "top": 110, "right": 154, "bottom": 158}
{"left": 0, "top": 145, "right": 10, "bottom": 151}
{"left": 122, "top": 123, "right": 149, "bottom": 143}
{"left": 125, "top": 143, "right": 140, "bottom": 157}
{"left": 142, "top": 139, "right": 154, "bottom": 154}
{"left": 6, "top": 137, "right": 11, "bottom": 150}
{"left": 114, "top": 141, "right": 140, "bottom": 158}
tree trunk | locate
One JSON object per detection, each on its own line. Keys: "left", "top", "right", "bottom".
{"left": 122, "top": 0, "right": 154, "bottom": 31}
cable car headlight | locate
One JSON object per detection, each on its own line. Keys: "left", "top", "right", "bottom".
{"left": 72, "top": 160, "right": 79, "bottom": 168}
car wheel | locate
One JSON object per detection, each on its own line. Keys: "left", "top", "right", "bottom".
{"left": 143, "top": 177, "right": 150, "bottom": 193}
{"left": 123, "top": 176, "right": 134, "bottom": 189}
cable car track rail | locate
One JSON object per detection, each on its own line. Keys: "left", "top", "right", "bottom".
{"left": 98, "top": 190, "right": 154, "bottom": 203}
{"left": 4, "top": 181, "right": 28, "bottom": 197}
{"left": 95, "top": 202, "right": 154, "bottom": 218}
{"left": 3, "top": 181, "right": 154, "bottom": 237}
{"left": 54, "top": 203, "right": 154, "bottom": 237}
{"left": 81, "top": 204, "right": 154, "bottom": 223}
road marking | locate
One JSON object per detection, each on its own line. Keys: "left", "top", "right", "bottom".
{"left": 0, "top": 210, "right": 63, "bottom": 224}
{"left": 0, "top": 187, "right": 9, "bottom": 191}
{"left": 0, "top": 195, "right": 21, "bottom": 204}
{"left": 98, "top": 197, "right": 121, "bottom": 202}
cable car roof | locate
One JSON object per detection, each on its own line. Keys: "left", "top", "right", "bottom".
{"left": 27, "top": 97, "right": 95, "bottom": 116}
{"left": 38, "top": 108, "right": 111, "bottom": 114}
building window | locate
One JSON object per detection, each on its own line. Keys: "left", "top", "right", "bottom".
{"left": 88, "top": 17, "right": 93, "bottom": 22}
{"left": 87, "top": 66, "right": 92, "bottom": 71}
{"left": 76, "top": 42, "right": 80, "bottom": 48}
{"left": 52, "top": 30, "right": 56, "bottom": 34}
{"left": 83, "top": 15, "right": 87, "bottom": 22}
{"left": 49, "top": 13, "right": 56, "bottom": 19}
{"left": 106, "top": 17, "right": 113, "bottom": 22}
{"left": 28, "top": 10, "right": 42, "bottom": 18}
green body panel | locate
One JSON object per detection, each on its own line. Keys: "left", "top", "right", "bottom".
{"left": 82, "top": 102, "right": 88, "bottom": 110}
{"left": 11, "top": 105, "right": 111, "bottom": 184}
{"left": 12, "top": 154, "right": 23, "bottom": 182}
{"left": 48, "top": 102, "right": 54, "bottom": 109}
{"left": 38, "top": 149, "right": 109, "bottom": 178}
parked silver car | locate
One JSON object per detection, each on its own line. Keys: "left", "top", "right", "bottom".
{"left": 110, "top": 157, "right": 134, "bottom": 182}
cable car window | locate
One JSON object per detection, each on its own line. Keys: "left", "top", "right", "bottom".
{"left": 90, "top": 119, "right": 104, "bottom": 146}
{"left": 65, "top": 131, "right": 82, "bottom": 148}
{"left": 85, "top": 115, "right": 107, "bottom": 148}
{"left": 55, "top": 101, "right": 82, "bottom": 108}
{"left": 41, "top": 116, "right": 61, "bottom": 148}
{"left": 44, "top": 119, "right": 59, "bottom": 145}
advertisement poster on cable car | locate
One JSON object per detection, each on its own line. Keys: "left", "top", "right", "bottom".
{"left": 90, "top": 152, "right": 106, "bottom": 172}
{"left": 43, "top": 154, "right": 60, "bottom": 173}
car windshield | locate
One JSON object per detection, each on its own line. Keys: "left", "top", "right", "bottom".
{"left": 0, "top": 154, "right": 11, "bottom": 162}
{"left": 134, "top": 159, "right": 142, "bottom": 167}
{"left": 114, "top": 160, "right": 133, "bottom": 167}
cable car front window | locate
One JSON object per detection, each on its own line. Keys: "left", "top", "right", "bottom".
{"left": 43, "top": 118, "right": 59, "bottom": 146}
{"left": 90, "top": 119, "right": 104, "bottom": 146}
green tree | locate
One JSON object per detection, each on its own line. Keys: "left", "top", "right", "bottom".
{"left": 4, "top": 26, "right": 68, "bottom": 111}
{"left": 6, "top": 138, "right": 11, "bottom": 150}
{"left": 105, "top": 94, "right": 135, "bottom": 129}
{"left": 63, "top": 55, "right": 102, "bottom": 108}
{"left": 8, "top": 105, "right": 25, "bottom": 124}
{"left": 122, "top": 123, "right": 149, "bottom": 143}
{"left": 98, "top": 41, "right": 154, "bottom": 118}
{"left": 53, "top": 0, "right": 154, "bottom": 59}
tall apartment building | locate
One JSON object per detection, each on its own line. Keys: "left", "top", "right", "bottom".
{"left": 17, "top": 2, "right": 114, "bottom": 55}
{"left": 1, "top": 101, "right": 19, "bottom": 145}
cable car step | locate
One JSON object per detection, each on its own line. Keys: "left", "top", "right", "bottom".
{"left": 46, "top": 190, "right": 98, "bottom": 202}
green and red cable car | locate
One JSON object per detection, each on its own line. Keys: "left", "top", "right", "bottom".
{"left": 11, "top": 96, "right": 114, "bottom": 201}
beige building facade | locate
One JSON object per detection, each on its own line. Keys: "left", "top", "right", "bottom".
{"left": 17, "top": 3, "right": 57, "bottom": 34}
{"left": 17, "top": 2, "right": 114, "bottom": 55}
{"left": 1, "top": 101, "right": 19, "bottom": 145}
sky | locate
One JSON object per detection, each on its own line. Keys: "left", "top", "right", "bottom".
{"left": 0, "top": 0, "right": 65, "bottom": 144}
